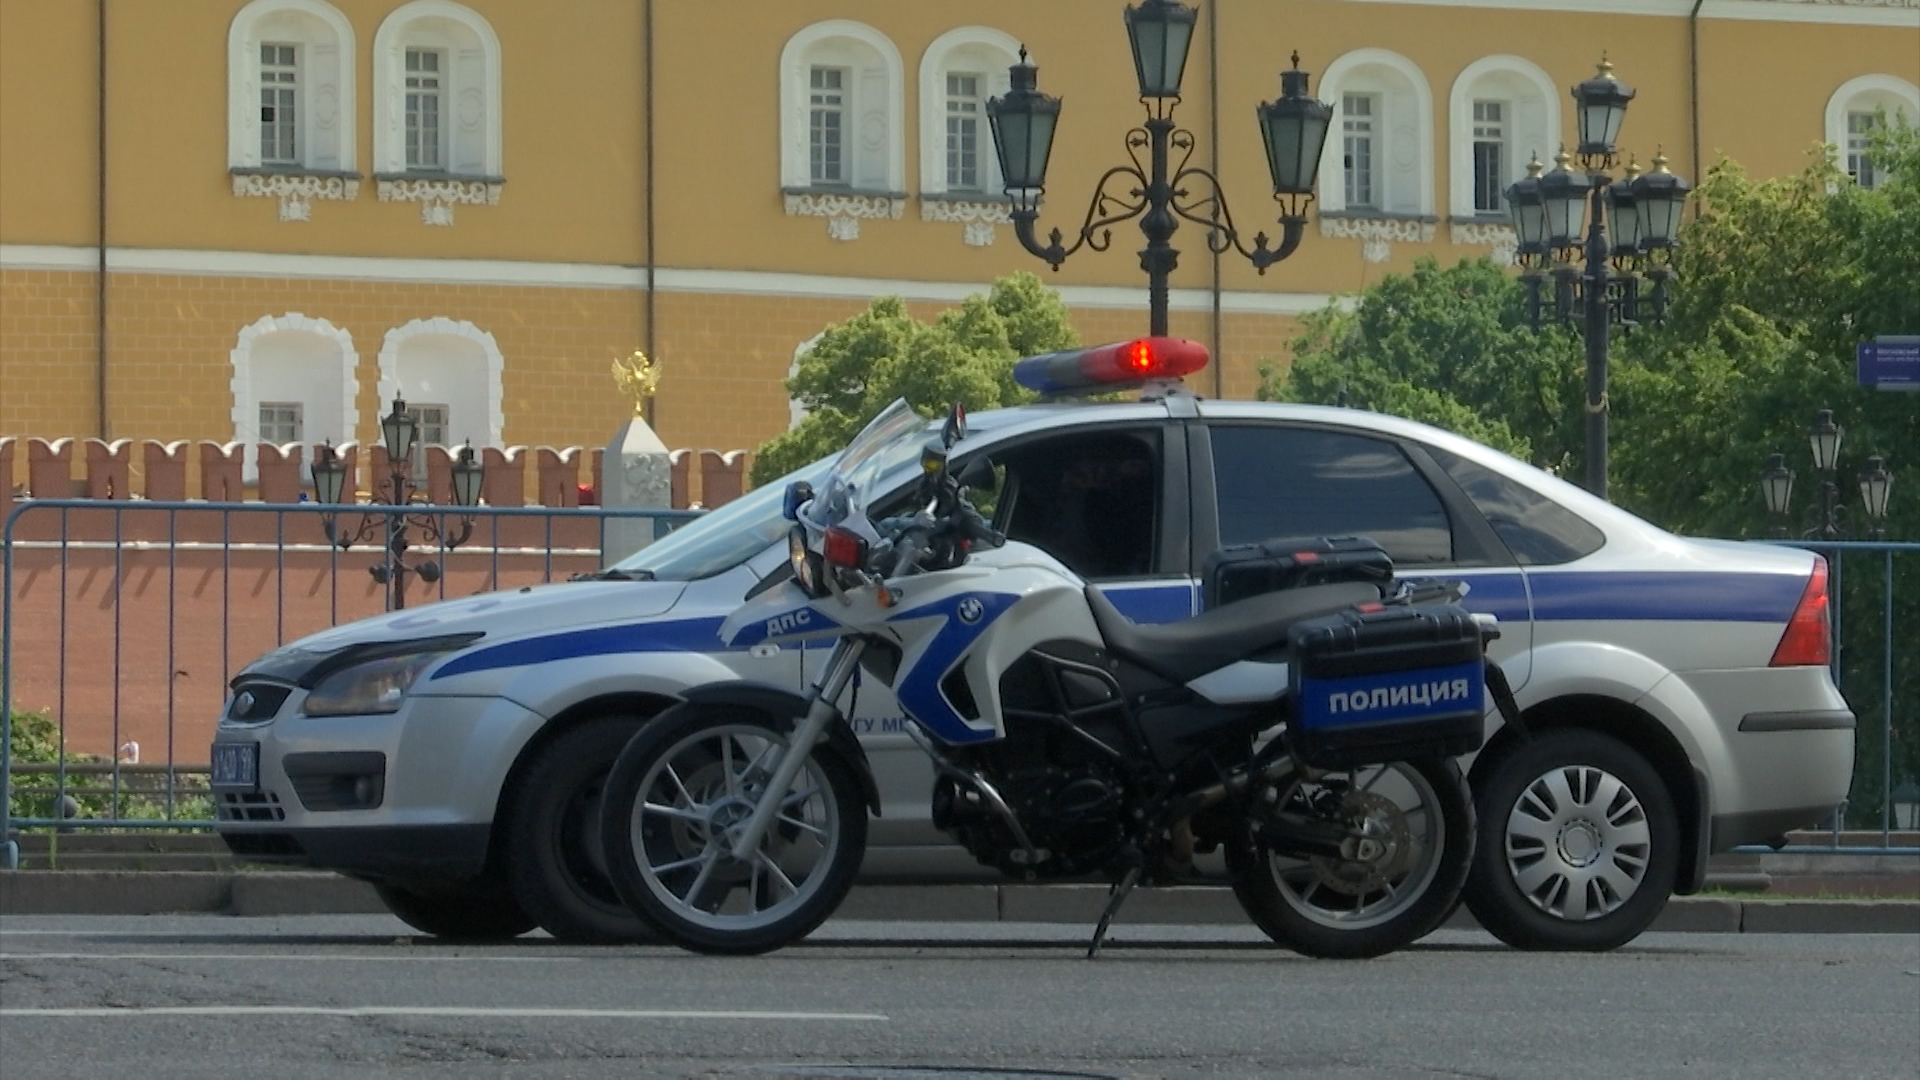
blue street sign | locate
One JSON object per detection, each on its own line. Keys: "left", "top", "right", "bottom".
{"left": 1857, "top": 336, "right": 1920, "bottom": 391}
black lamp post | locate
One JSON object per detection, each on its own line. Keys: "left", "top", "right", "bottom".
{"left": 312, "top": 396, "right": 486, "bottom": 610}
{"left": 1505, "top": 57, "right": 1691, "bottom": 502}
{"left": 1760, "top": 408, "right": 1895, "bottom": 541}
{"left": 987, "top": 0, "right": 1332, "bottom": 338}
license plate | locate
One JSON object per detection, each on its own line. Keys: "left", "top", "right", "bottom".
{"left": 210, "top": 742, "right": 259, "bottom": 791}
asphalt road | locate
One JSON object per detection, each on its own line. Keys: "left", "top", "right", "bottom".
{"left": 1, "top": 915, "right": 1916, "bottom": 1079}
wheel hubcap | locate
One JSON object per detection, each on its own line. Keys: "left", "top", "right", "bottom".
{"left": 1505, "top": 764, "right": 1652, "bottom": 922}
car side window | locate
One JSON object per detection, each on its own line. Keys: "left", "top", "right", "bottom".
{"left": 1208, "top": 425, "right": 1453, "bottom": 565}
{"left": 1423, "top": 445, "right": 1606, "bottom": 565}
{"left": 993, "top": 429, "right": 1162, "bottom": 581}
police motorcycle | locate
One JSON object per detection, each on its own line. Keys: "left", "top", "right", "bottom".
{"left": 600, "top": 395, "right": 1517, "bottom": 958}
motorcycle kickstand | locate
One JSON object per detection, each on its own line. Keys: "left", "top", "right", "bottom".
{"left": 1087, "top": 865, "right": 1142, "bottom": 960}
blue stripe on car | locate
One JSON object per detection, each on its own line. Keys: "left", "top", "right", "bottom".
{"left": 430, "top": 617, "right": 729, "bottom": 679}
{"left": 1528, "top": 571, "right": 1804, "bottom": 623}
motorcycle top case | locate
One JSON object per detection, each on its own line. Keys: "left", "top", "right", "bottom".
{"left": 1201, "top": 535, "right": 1394, "bottom": 611}
{"left": 1284, "top": 603, "right": 1487, "bottom": 769}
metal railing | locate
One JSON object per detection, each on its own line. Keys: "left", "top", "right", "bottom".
{"left": 2, "top": 498, "right": 703, "bottom": 867}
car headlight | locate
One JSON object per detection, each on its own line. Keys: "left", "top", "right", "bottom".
{"left": 302, "top": 651, "right": 446, "bottom": 717}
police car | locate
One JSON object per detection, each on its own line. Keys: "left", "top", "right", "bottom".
{"left": 211, "top": 338, "right": 1855, "bottom": 951}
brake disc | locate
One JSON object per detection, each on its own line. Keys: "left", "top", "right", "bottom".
{"left": 1307, "top": 788, "right": 1414, "bottom": 896}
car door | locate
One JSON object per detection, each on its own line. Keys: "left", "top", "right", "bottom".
{"left": 833, "top": 417, "right": 1192, "bottom": 856}
{"left": 1193, "top": 421, "right": 1534, "bottom": 688}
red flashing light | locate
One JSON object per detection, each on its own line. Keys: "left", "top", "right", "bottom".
{"left": 1013, "top": 337, "right": 1210, "bottom": 395}
{"left": 1769, "top": 558, "right": 1831, "bottom": 667}
{"left": 823, "top": 526, "right": 869, "bottom": 571}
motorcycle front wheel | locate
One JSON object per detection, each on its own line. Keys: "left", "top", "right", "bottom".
{"left": 1228, "top": 756, "right": 1474, "bottom": 960}
{"left": 599, "top": 703, "right": 867, "bottom": 956}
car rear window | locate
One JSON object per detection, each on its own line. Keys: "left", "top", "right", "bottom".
{"left": 1424, "top": 445, "right": 1606, "bottom": 565}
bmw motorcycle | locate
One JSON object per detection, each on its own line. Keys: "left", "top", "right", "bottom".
{"left": 601, "top": 399, "right": 1517, "bottom": 958}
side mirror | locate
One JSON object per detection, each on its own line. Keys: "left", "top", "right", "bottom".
{"left": 956, "top": 456, "right": 997, "bottom": 491}
{"left": 943, "top": 403, "right": 968, "bottom": 448}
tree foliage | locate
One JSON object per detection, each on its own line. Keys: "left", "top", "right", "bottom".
{"left": 749, "top": 273, "right": 1078, "bottom": 485}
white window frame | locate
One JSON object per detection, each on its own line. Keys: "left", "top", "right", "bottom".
{"left": 1342, "top": 92, "right": 1381, "bottom": 210}
{"left": 376, "top": 317, "right": 507, "bottom": 452}
{"left": 372, "top": 1, "right": 503, "bottom": 179}
{"left": 1314, "top": 49, "right": 1435, "bottom": 219}
{"left": 259, "top": 43, "right": 301, "bottom": 165}
{"left": 918, "top": 26, "right": 1021, "bottom": 200}
{"left": 404, "top": 47, "right": 448, "bottom": 172}
{"left": 228, "top": 313, "right": 361, "bottom": 484}
{"left": 1824, "top": 74, "right": 1918, "bottom": 191}
{"left": 258, "top": 402, "right": 305, "bottom": 445}
{"left": 779, "top": 21, "right": 905, "bottom": 194}
{"left": 945, "top": 72, "right": 986, "bottom": 192}
{"left": 1448, "top": 56, "right": 1558, "bottom": 220}
{"left": 809, "top": 66, "right": 850, "bottom": 186}
{"left": 1471, "top": 99, "right": 1508, "bottom": 214}
{"left": 227, "top": 0, "right": 355, "bottom": 173}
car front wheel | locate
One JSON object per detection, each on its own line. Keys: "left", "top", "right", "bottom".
{"left": 1462, "top": 728, "right": 1678, "bottom": 951}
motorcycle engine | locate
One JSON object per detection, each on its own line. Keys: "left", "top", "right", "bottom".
{"left": 933, "top": 718, "right": 1130, "bottom": 879}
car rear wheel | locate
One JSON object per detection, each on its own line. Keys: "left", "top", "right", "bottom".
{"left": 374, "top": 881, "right": 537, "bottom": 940}
{"left": 1463, "top": 728, "right": 1678, "bottom": 951}
{"left": 502, "top": 715, "right": 656, "bottom": 944}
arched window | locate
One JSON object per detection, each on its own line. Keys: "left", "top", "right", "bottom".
{"left": 227, "top": 0, "right": 358, "bottom": 221}
{"left": 917, "top": 27, "right": 1020, "bottom": 246}
{"left": 229, "top": 314, "right": 360, "bottom": 482}
{"left": 1314, "top": 49, "right": 1437, "bottom": 263}
{"left": 376, "top": 318, "right": 506, "bottom": 453}
{"left": 1825, "top": 74, "right": 1919, "bottom": 190}
{"left": 372, "top": 1, "right": 504, "bottom": 224}
{"left": 1448, "top": 56, "right": 1560, "bottom": 245}
{"left": 780, "top": 21, "right": 906, "bottom": 240}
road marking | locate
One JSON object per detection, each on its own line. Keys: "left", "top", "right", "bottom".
{"left": 0, "top": 1007, "right": 889, "bottom": 1021}
{"left": 0, "top": 953, "right": 580, "bottom": 963}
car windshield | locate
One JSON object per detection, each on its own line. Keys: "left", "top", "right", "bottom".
{"left": 607, "top": 400, "right": 933, "bottom": 581}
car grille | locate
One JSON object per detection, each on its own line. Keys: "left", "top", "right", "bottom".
{"left": 225, "top": 682, "right": 293, "bottom": 724}
{"left": 218, "top": 790, "right": 285, "bottom": 822}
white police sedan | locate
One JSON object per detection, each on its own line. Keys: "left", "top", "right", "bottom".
{"left": 211, "top": 338, "right": 1854, "bottom": 951}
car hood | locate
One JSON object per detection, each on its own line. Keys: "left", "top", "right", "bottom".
{"left": 235, "top": 578, "right": 690, "bottom": 685}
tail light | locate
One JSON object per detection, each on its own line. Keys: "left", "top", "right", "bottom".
{"left": 1769, "top": 557, "right": 1831, "bottom": 667}
{"left": 822, "top": 526, "right": 869, "bottom": 571}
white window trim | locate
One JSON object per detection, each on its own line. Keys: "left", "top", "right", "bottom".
{"left": 779, "top": 20, "right": 906, "bottom": 244}
{"left": 1824, "top": 73, "right": 1920, "bottom": 182}
{"left": 376, "top": 317, "right": 507, "bottom": 450}
{"left": 228, "top": 313, "right": 360, "bottom": 483}
{"left": 918, "top": 26, "right": 1020, "bottom": 198}
{"left": 1448, "top": 55, "right": 1560, "bottom": 221}
{"left": 372, "top": 1, "right": 503, "bottom": 224}
{"left": 227, "top": 0, "right": 359, "bottom": 221}
{"left": 1315, "top": 49, "right": 1436, "bottom": 219}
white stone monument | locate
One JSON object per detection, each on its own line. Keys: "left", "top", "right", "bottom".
{"left": 602, "top": 351, "right": 671, "bottom": 568}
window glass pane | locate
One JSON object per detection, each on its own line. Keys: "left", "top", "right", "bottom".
{"left": 405, "top": 48, "right": 444, "bottom": 170}
{"left": 1423, "top": 445, "right": 1605, "bottom": 565}
{"left": 1209, "top": 425, "right": 1452, "bottom": 565}
{"left": 1472, "top": 99, "right": 1506, "bottom": 213}
{"left": 259, "top": 42, "right": 299, "bottom": 164}
{"left": 946, "top": 72, "right": 982, "bottom": 190}
{"left": 1341, "top": 93, "right": 1375, "bottom": 209}
{"left": 997, "top": 430, "right": 1162, "bottom": 580}
{"left": 809, "top": 65, "right": 846, "bottom": 185}
{"left": 258, "top": 402, "right": 304, "bottom": 445}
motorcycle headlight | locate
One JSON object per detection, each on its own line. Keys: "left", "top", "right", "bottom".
{"left": 302, "top": 651, "right": 446, "bottom": 717}
{"left": 789, "top": 524, "right": 822, "bottom": 597}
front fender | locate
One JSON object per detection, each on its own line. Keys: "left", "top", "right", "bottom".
{"left": 679, "top": 681, "right": 882, "bottom": 817}
{"left": 482, "top": 650, "right": 757, "bottom": 721}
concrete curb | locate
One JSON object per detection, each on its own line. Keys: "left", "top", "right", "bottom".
{"left": 3, "top": 872, "right": 1917, "bottom": 933}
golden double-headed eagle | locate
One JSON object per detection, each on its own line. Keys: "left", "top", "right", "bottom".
{"left": 611, "top": 349, "right": 661, "bottom": 417}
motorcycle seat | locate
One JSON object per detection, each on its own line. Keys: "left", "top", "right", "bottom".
{"left": 1084, "top": 582, "right": 1383, "bottom": 684}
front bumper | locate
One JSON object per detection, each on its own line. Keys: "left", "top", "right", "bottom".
{"left": 211, "top": 691, "right": 548, "bottom": 886}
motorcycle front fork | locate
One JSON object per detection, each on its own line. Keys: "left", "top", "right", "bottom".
{"left": 726, "top": 636, "right": 867, "bottom": 861}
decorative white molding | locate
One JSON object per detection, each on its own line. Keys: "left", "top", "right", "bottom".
{"left": 784, "top": 191, "right": 905, "bottom": 240}
{"left": 921, "top": 198, "right": 1012, "bottom": 246}
{"left": 779, "top": 21, "right": 906, "bottom": 194}
{"left": 229, "top": 312, "right": 360, "bottom": 480}
{"left": 377, "top": 177, "right": 503, "bottom": 225}
{"left": 917, "top": 27, "right": 1021, "bottom": 199}
{"left": 1315, "top": 49, "right": 1436, "bottom": 218}
{"left": 1450, "top": 220, "right": 1520, "bottom": 264}
{"left": 1319, "top": 215, "right": 1436, "bottom": 263}
{"left": 376, "top": 316, "right": 506, "bottom": 448}
{"left": 1824, "top": 73, "right": 1920, "bottom": 161}
{"left": 0, "top": 244, "right": 1341, "bottom": 315}
{"left": 231, "top": 172, "right": 360, "bottom": 221}
{"left": 372, "top": 1, "right": 503, "bottom": 178}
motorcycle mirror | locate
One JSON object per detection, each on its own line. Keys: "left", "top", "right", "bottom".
{"left": 956, "top": 456, "right": 996, "bottom": 491}
{"left": 942, "top": 403, "right": 967, "bottom": 448}
{"left": 781, "top": 480, "right": 814, "bottom": 521}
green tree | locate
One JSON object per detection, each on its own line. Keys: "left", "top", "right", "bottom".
{"left": 749, "top": 273, "right": 1078, "bottom": 485}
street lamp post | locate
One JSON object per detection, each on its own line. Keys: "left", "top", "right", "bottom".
{"left": 1759, "top": 408, "right": 1895, "bottom": 540}
{"left": 1504, "top": 58, "right": 1691, "bottom": 501}
{"left": 311, "top": 397, "right": 486, "bottom": 610}
{"left": 986, "top": 0, "right": 1333, "bottom": 338}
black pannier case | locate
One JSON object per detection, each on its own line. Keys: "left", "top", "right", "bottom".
{"left": 1285, "top": 603, "right": 1487, "bottom": 769}
{"left": 1202, "top": 535, "right": 1394, "bottom": 611}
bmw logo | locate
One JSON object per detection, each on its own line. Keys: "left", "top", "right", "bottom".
{"left": 234, "top": 691, "right": 257, "bottom": 715}
{"left": 957, "top": 597, "right": 984, "bottom": 625}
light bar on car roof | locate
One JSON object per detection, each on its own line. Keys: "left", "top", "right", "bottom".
{"left": 1011, "top": 337, "right": 1210, "bottom": 396}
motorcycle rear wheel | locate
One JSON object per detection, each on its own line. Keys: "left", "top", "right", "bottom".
{"left": 599, "top": 703, "right": 867, "bottom": 956}
{"left": 1229, "top": 756, "right": 1474, "bottom": 960}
